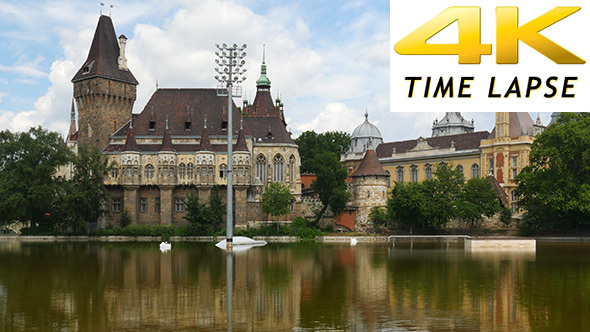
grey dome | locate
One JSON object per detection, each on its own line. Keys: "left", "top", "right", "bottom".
{"left": 348, "top": 111, "right": 383, "bottom": 154}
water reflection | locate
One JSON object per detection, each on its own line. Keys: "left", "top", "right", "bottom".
{"left": 0, "top": 241, "right": 589, "bottom": 331}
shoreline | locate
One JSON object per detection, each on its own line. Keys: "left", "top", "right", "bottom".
{"left": 2, "top": 235, "right": 590, "bottom": 243}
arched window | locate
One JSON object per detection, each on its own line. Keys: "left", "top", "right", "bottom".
{"left": 456, "top": 164, "right": 464, "bottom": 175}
{"left": 471, "top": 163, "right": 480, "bottom": 178}
{"left": 187, "top": 163, "right": 194, "bottom": 179}
{"left": 425, "top": 164, "right": 433, "bottom": 180}
{"left": 273, "top": 154, "right": 284, "bottom": 182}
{"left": 144, "top": 164, "right": 155, "bottom": 179}
{"left": 111, "top": 165, "right": 119, "bottom": 178}
{"left": 178, "top": 163, "right": 186, "bottom": 179}
{"left": 289, "top": 155, "right": 296, "bottom": 182}
{"left": 410, "top": 165, "right": 418, "bottom": 182}
{"left": 256, "top": 154, "right": 267, "bottom": 181}
{"left": 219, "top": 164, "right": 228, "bottom": 178}
{"left": 397, "top": 167, "right": 404, "bottom": 183}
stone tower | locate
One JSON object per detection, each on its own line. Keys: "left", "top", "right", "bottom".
{"left": 72, "top": 15, "right": 138, "bottom": 150}
{"left": 350, "top": 149, "right": 390, "bottom": 232}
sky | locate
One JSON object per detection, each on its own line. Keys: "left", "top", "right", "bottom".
{"left": 0, "top": 0, "right": 557, "bottom": 143}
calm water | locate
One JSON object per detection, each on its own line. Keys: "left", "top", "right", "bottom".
{"left": 0, "top": 241, "right": 589, "bottom": 332}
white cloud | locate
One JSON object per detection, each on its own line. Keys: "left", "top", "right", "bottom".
{"left": 293, "top": 103, "right": 364, "bottom": 134}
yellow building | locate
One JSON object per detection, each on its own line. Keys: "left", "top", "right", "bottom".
{"left": 480, "top": 112, "right": 544, "bottom": 213}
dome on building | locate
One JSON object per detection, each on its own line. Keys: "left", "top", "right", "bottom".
{"left": 347, "top": 110, "right": 383, "bottom": 155}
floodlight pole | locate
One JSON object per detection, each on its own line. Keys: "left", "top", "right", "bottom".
{"left": 215, "top": 43, "right": 247, "bottom": 251}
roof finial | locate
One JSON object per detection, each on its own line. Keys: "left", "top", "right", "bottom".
{"left": 156, "top": 78, "right": 159, "bottom": 90}
{"left": 364, "top": 109, "right": 369, "bottom": 121}
{"left": 109, "top": 3, "right": 113, "bottom": 17}
{"left": 165, "top": 115, "right": 169, "bottom": 130}
{"left": 129, "top": 113, "right": 133, "bottom": 129}
{"left": 100, "top": 1, "right": 104, "bottom": 15}
{"left": 204, "top": 114, "right": 207, "bottom": 129}
{"left": 263, "top": 44, "right": 266, "bottom": 63}
{"left": 240, "top": 114, "right": 243, "bottom": 130}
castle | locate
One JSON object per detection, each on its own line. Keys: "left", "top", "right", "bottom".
{"left": 67, "top": 15, "right": 301, "bottom": 227}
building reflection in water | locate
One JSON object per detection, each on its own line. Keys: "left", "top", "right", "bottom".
{"left": 0, "top": 241, "right": 588, "bottom": 332}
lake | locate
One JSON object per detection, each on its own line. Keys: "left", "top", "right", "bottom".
{"left": 0, "top": 240, "right": 589, "bottom": 331}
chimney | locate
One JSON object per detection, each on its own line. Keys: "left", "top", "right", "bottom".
{"left": 118, "top": 34, "right": 128, "bottom": 70}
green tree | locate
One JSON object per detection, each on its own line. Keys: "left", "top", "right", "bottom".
{"left": 419, "top": 163, "right": 464, "bottom": 228}
{"left": 0, "top": 127, "right": 71, "bottom": 227}
{"left": 53, "top": 146, "right": 112, "bottom": 233}
{"left": 310, "top": 152, "right": 352, "bottom": 225}
{"left": 117, "top": 208, "right": 134, "bottom": 229}
{"left": 516, "top": 113, "right": 590, "bottom": 231}
{"left": 183, "top": 186, "right": 226, "bottom": 235}
{"left": 295, "top": 131, "right": 351, "bottom": 173}
{"left": 457, "top": 177, "right": 502, "bottom": 227}
{"left": 388, "top": 181, "right": 426, "bottom": 233}
{"left": 262, "top": 182, "right": 295, "bottom": 222}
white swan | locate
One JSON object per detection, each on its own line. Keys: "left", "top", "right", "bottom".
{"left": 160, "top": 241, "right": 172, "bottom": 253}
{"left": 350, "top": 238, "right": 358, "bottom": 246}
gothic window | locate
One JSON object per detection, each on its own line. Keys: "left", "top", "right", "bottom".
{"left": 471, "top": 164, "right": 480, "bottom": 178}
{"left": 489, "top": 158, "right": 494, "bottom": 176}
{"left": 397, "top": 167, "right": 404, "bottom": 183}
{"left": 111, "top": 167, "right": 119, "bottom": 179}
{"left": 112, "top": 197, "right": 122, "bottom": 213}
{"left": 512, "top": 168, "right": 518, "bottom": 179}
{"left": 125, "top": 167, "right": 132, "bottom": 176}
{"left": 219, "top": 164, "right": 228, "bottom": 178}
{"left": 145, "top": 164, "right": 155, "bottom": 179}
{"left": 140, "top": 198, "right": 147, "bottom": 213}
{"left": 511, "top": 190, "right": 519, "bottom": 202}
{"left": 289, "top": 155, "right": 296, "bottom": 182}
{"left": 175, "top": 197, "right": 185, "bottom": 213}
{"left": 178, "top": 163, "right": 186, "bottom": 179}
{"left": 187, "top": 163, "right": 194, "bottom": 179}
{"left": 273, "top": 154, "right": 284, "bottom": 182}
{"left": 425, "top": 164, "right": 433, "bottom": 180}
{"left": 410, "top": 165, "right": 418, "bottom": 182}
{"left": 456, "top": 164, "right": 464, "bottom": 175}
{"left": 512, "top": 156, "right": 518, "bottom": 167}
{"left": 256, "top": 154, "right": 267, "bottom": 181}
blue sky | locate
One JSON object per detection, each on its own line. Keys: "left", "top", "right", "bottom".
{"left": 0, "top": 0, "right": 553, "bottom": 142}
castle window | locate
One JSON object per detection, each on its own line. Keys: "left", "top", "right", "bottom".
{"left": 489, "top": 158, "right": 494, "bottom": 176}
{"left": 410, "top": 166, "right": 418, "bottom": 182}
{"left": 175, "top": 197, "right": 185, "bottom": 213}
{"left": 456, "top": 164, "right": 464, "bottom": 175}
{"left": 145, "top": 164, "right": 155, "bottom": 179}
{"left": 111, "top": 167, "right": 119, "bottom": 179}
{"left": 155, "top": 197, "right": 161, "bottom": 213}
{"left": 397, "top": 167, "right": 404, "bottom": 183}
{"left": 149, "top": 121, "right": 156, "bottom": 130}
{"left": 511, "top": 190, "right": 519, "bottom": 202}
{"left": 140, "top": 198, "right": 147, "bottom": 213}
{"left": 471, "top": 164, "right": 480, "bottom": 178}
{"left": 512, "top": 168, "right": 518, "bottom": 180}
{"left": 112, "top": 197, "right": 122, "bottom": 213}
{"left": 187, "top": 163, "right": 194, "bottom": 179}
{"left": 256, "top": 154, "right": 267, "bottom": 181}
{"left": 425, "top": 164, "right": 433, "bottom": 180}
{"left": 512, "top": 156, "right": 518, "bottom": 168}
{"left": 221, "top": 121, "right": 228, "bottom": 130}
{"left": 289, "top": 155, "right": 296, "bottom": 182}
{"left": 219, "top": 164, "right": 228, "bottom": 178}
{"left": 273, "top": 154, "right": 284, "bottom": 182}
{"left": 178, "top": 163, "right": 186, "bottom": 179}
{"left": 185, "top": 121, "right": 191, "bottom": 130}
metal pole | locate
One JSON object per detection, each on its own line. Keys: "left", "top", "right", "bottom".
{"left": 226, "top": 50, "right": 233, "bottom": 252}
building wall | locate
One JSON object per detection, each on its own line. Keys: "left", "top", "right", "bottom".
{"left": 380, "top": 153, "right": 482, "bottom": 184}
{"left": 351, "top": 175, "right": 388, "bottom": 232}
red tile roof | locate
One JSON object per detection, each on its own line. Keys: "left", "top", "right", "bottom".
{"left": 351, "top": 149, "right": 389, "bottom": 177}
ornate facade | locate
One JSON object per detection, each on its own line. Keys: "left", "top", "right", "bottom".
{"left": 68, "top": 15, "right": 301, "bottom": 226}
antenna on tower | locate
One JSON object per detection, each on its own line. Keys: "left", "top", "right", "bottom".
{"left": 156, "top": 79, "right": 159, "bottom": 90}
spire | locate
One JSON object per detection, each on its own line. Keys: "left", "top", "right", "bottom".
{"left": 256, "top": 45, "right": 271, "bottom": 88}
{"left": 364, "top": 109, "right": 369, "bottom": 122}
{"left": 68, "top": 99, "right": 77, "bottom": 139}
{"left": 159, "top": 115, "right": 175, "bottom": 152}
{"left": 123, "top": 124, "right": 139, "bottom": 152}
{"left": 234, "top": 124, "right": 249, "bottom": 152}
{"left": 197, "top": 121, "right": 212, "bottom": 152}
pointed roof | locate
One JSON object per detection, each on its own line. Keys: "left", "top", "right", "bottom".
{"left": 72, "top": 15, "right": 138, "bottom": 85}
{"left": 159, "top": 116, "right": 175, "bottom": 152}
{"left": 488, "top": 112, "right": 536, "bottom": 138}
{"left": 68, "top": 99, "right": 77, "bottom": 140}
{"left": 351, "top": 149, "right": 389, "bottom": 177}
{"left": 123, "top": 121, "right": 139, "bottom": 152}
{"left": 234, "top": 123, "right": 249, "bottom": 152}
{"left": 197, "top": 120, "right": 212, "bottom": 152}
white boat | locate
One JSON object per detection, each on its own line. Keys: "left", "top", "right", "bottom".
{"left": 159, "top": 241, "right": 172, "bottom": 252}
{"left": 215, "top": 236, "right": 267, "bottom": 251}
